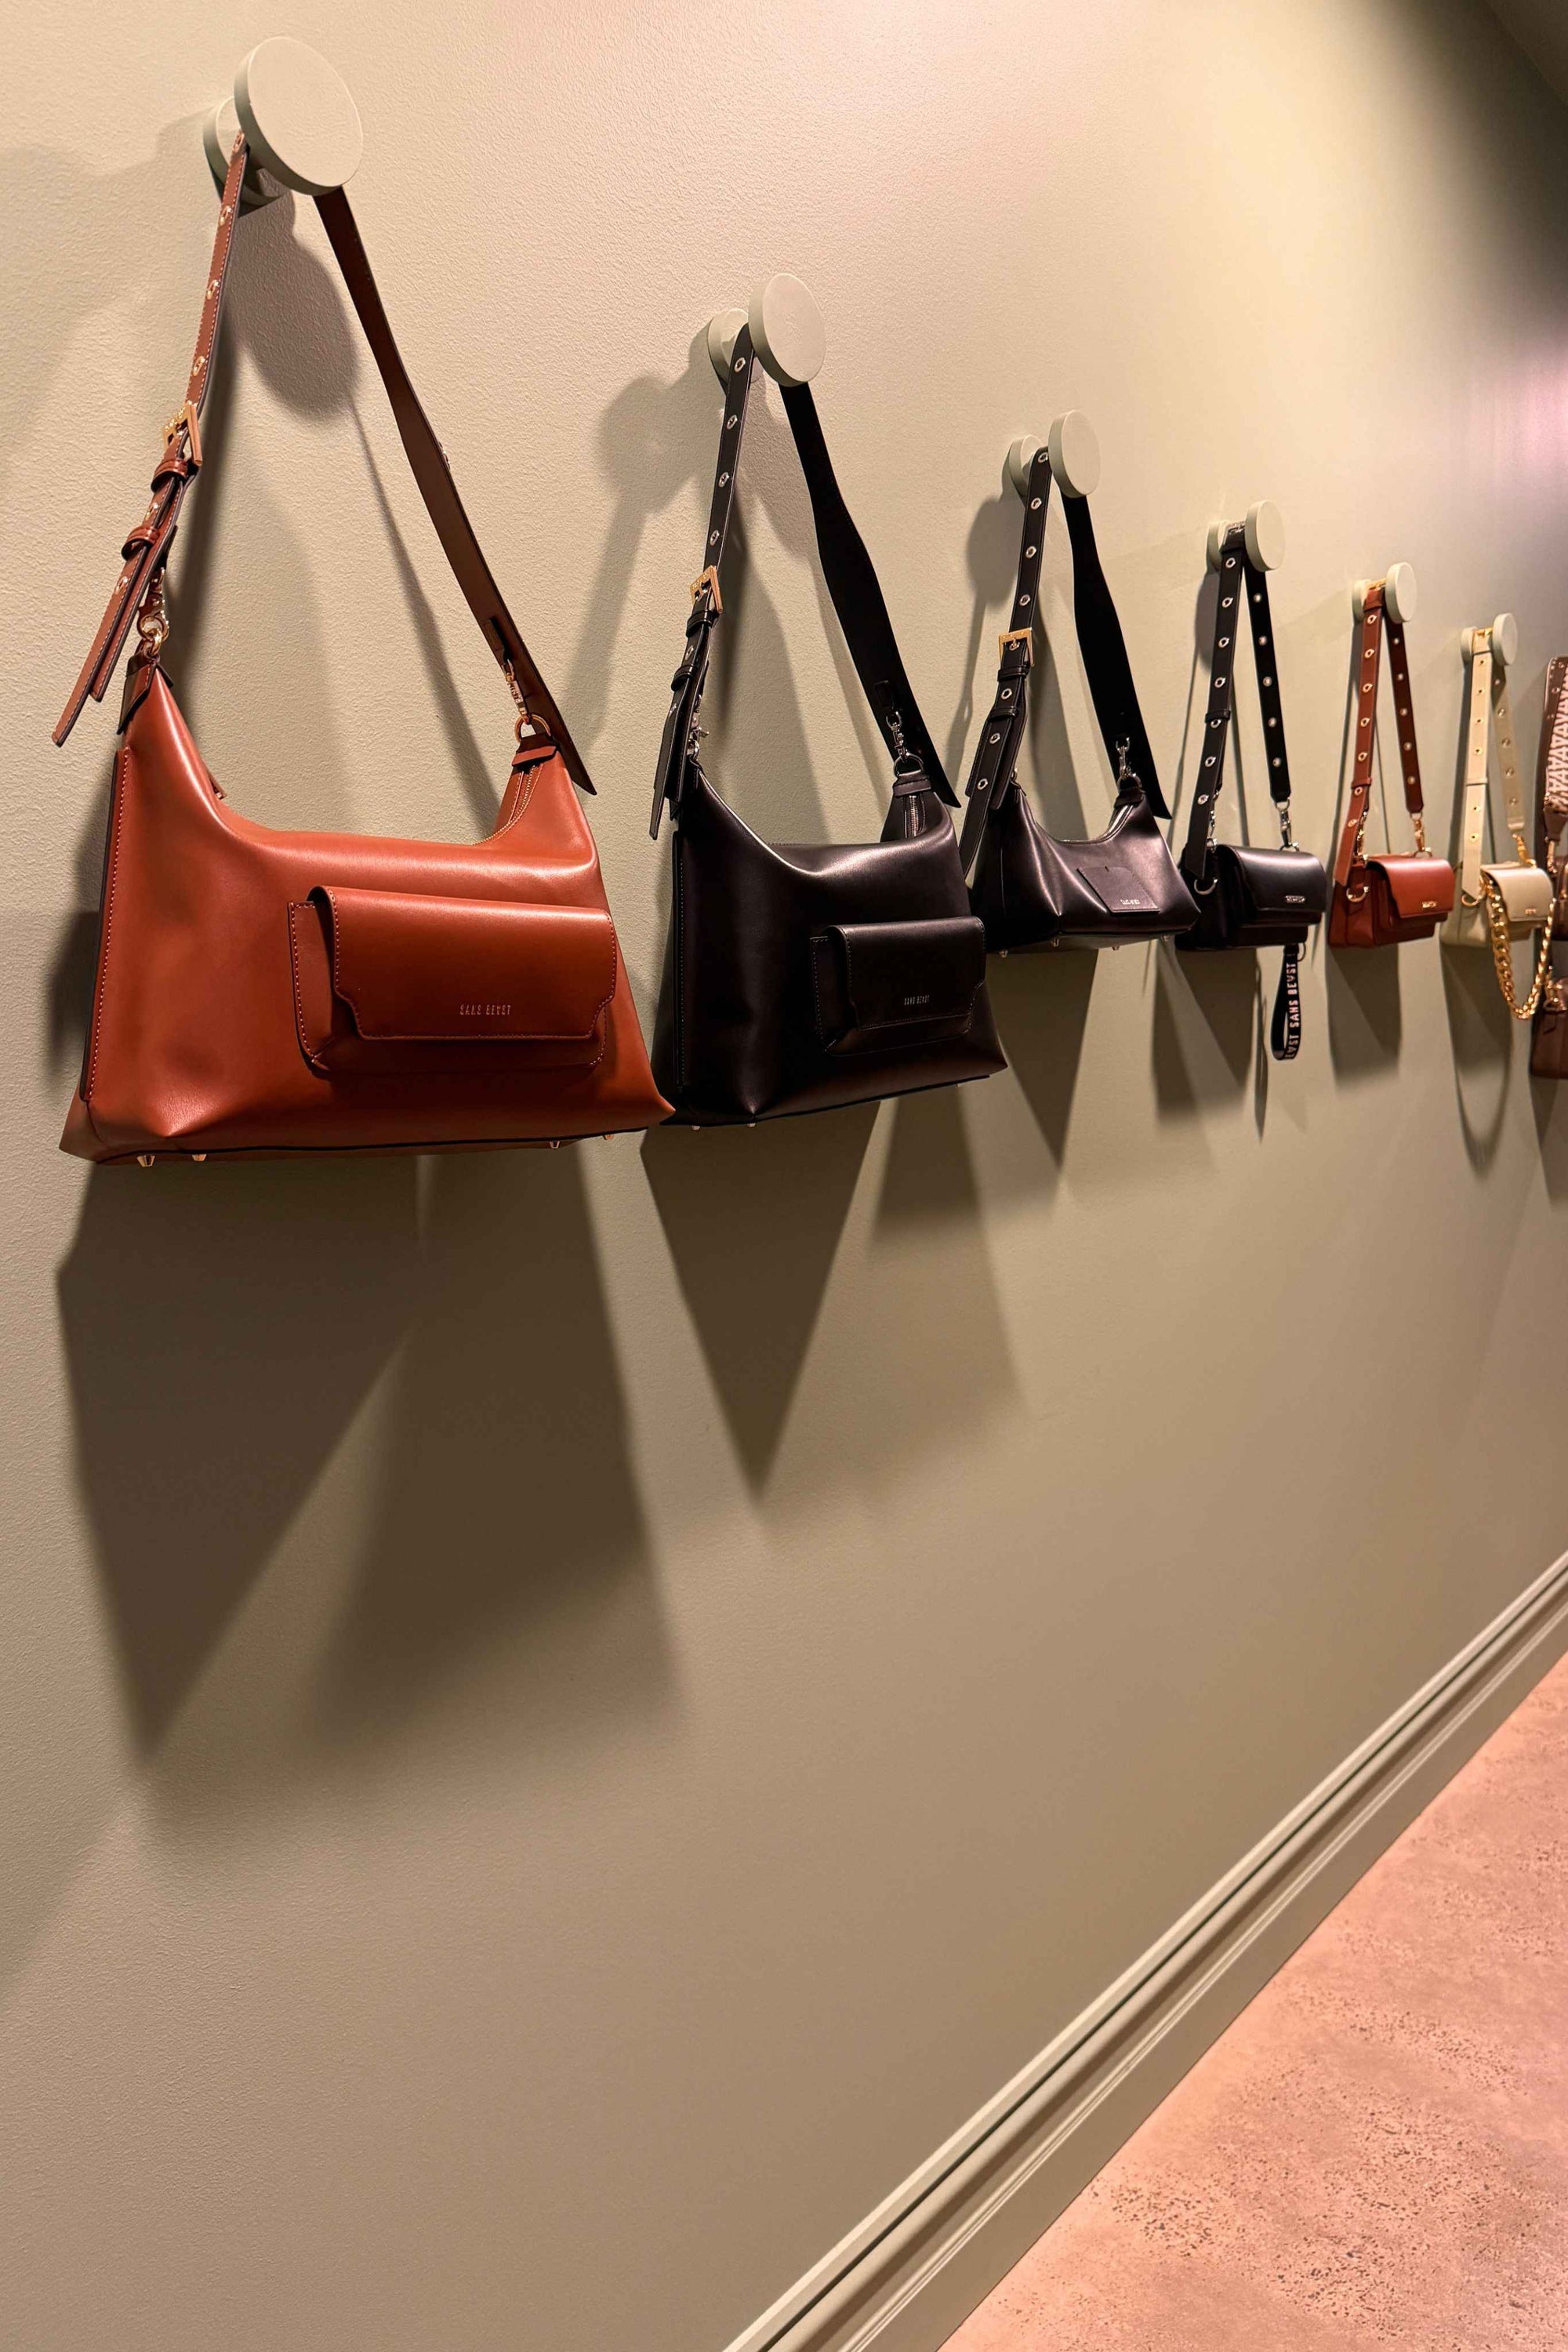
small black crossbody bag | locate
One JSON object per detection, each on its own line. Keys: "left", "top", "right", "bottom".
{"left": 648, "top": 327, "right": 1004, "bottom": 1124}
{"left": 1174, "top": 520, "right": 1327, "bottom": 1059}
{"left": 959, "top": 441, "right": 1196, "bottom": 952}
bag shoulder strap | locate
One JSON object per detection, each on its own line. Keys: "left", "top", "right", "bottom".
{"left": 957, "top": 452, "right": 1168, "bottom": 873}
{"left": 651, "top": 325, "right": 953, "bottom": 837}
{"left": 1178, "top": 524, "right": 1294, "bottom": 886}
{"left": 1332, "top": 585, "right": 1428, "bottom": 888}
{"left": 55, "top": 136, "right": 589, "bottom": 791}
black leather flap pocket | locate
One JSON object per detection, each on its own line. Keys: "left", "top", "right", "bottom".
{"left": 1223, "top": 845, "right": 1327, "bottom": 924}
{"left": 810, "top": 916, "right": 986, "bottom": 1054}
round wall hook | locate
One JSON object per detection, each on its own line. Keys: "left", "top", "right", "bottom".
{"left": 706, "top": 309, "right": 748, "bottom": 383}
{"left": 1244, "top": 499, "right": 1286, "bottom": 572}
{"left": 230, "top": 37, "right": 362, "bottom": 196}
{"left": 203, "top": 94, "right": 278, "bottom": 209}
{"left": 1487, "top": 611, "right": 1519, "bottom": 669}
{"left": 1006, "top": 434, "right": 1043, "bottom": 498}
{"left": 747, "top": 274, "right": 826, "bottom": 387}
{"left": 1047, "top": 410, "right": 1100, "bottom": 498}
{"left": 1384, "top": 562, "right": 1418, "bottom": 624}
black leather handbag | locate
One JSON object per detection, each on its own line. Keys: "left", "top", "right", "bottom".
{"left": 959, "top": 441, "right": 1196, "bottom": 952}
{"left": 1175, "top": 519, "right": 1327, "bottom": 1059}
{"left": 649, "top": 327, "right": 1004, "bottom": 1124}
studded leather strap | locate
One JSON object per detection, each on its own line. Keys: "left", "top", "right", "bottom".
{"left": 956, "top": 454, "right": 1170, "bottom": 873}
{"left": 1179, "top": 527, "right": 1293, "bottom": 884}
{"left": 1332, "top": 584, "right": 1428, "bottom": 890}
{"left": 56, "top": 136, "right": 588, "bottom": 790}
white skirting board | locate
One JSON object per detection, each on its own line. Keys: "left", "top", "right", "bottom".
{"left": 722, "top": 1550, "right": 1568, "bottom": 2352}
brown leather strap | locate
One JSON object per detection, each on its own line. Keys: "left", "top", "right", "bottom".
{"left": 56, "top": 140, "right": 588, "bottom": 792}
{"left": 1332, "top": 584, "right": 1427, "bottom": 889}
{"left": 1383, "top": 614, "right": 1425, "bottom": 819}
{"left": 53, "top": 136, "right": 249, "bottom": 744}
{"left": 311, "top": 189, "right": 588, "bottom": 792}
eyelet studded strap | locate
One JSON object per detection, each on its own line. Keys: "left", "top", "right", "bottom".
{"left": 1454, "top": 637, "right": 1532, "bottom": 907}
{"left": 957, "top": 454, "right": 1169, "bottom": 875}
{"left": 1179, "top": 526, "right": 1292, "bottom": 888}
{"left": 56, "top": 137, "right": 588, "bottom": 791}
{"left": 957, "top": 444, "right": 1051, "bottom": 872}
{"left": 651, "top": 326, "right": 953, "bottom": 838}
{"left": 1333, "top": 585, "right": 1428, "bottom": 890}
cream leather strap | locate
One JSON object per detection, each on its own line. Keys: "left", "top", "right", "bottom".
{"left": 1455, "top": 639, "right": 1494, "bottom": 907}
{"left": 1454, "top": 636, "right": 1532, "bottom": 906}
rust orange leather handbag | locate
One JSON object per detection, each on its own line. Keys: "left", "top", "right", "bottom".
{"left": 54, "top": 135, "right": 668, "bottom": 1163}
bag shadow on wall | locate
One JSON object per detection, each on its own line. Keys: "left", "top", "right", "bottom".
{"left": 829, "top": 1083, "right": 1020, "bottom": 1479}
{"left": 1530, "top": 1075, "right": 1568, "bottom": 1197}
{"left": 642, "top": 1105, "right": 878, "bottom": 1490}
{"left": 1437, "top": 678, "right": 1523, "bottom": 1172}
{"left": 948, "top": 484, "right": 1096, "bottom": 1174}
{"left": 307, "top": 1149, "right": 669, "bottom": 1777}
{"left": 56, "top": 1161, "right": 418, "bottom": 1751}
{"left": 56, "top": 1149, "right": 667, "bottom": 1806}
{"left": 1440, "top": 946, "right": 1514, "bottom": 1171}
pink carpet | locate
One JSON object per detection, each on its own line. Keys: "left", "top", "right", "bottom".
{"left": 945, "top": 1650, "right": 1568, "bottom": 2351}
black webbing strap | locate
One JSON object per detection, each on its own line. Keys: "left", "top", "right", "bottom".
{"left": 651, "top": 328, "right": 952, "bottom": 837}
{"left": 957, "top": 452, "right": 1170, "bottom": 874}
{"left": 1062, "top": 494, "right": 1168, "bottom": 820}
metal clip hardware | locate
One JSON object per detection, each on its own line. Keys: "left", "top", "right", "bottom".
{"left": 998, "top": 627, "right": 1033, "bottom": 666}
{"left": 163, "top": 400, "right": 203, "bottom": 470}
{"left": 503, "top": 660, "right": 539, "bottom": 744}
{"left": 689, "top": 565, "right": 723, "bottom": 614}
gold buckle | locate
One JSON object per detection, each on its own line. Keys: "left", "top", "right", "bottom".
{"left": 163, "top": 400, "right": 203, "bottom": 469}
{"left": 690, "top": 565, "right": 723, "bottom": 613}
{"left": 999, "top": 627, "right": 1033, "bottom": 662}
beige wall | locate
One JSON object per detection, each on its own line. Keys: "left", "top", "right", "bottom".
{"left": 4, "top": 2, "right": 1567, "bottom": 2347}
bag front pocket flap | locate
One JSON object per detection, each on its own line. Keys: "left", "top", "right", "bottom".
{"left": 309, "top": 885, "right": 618, "bottom": 1043}
{"left": 1367, "top": 855, "right": 1456, "bottom": 923}
{"left": 811, "top": 916, "right": 985, "bottom": 1048}
{"left": 1221, "top": 844, "right": 1327, "bottom": 921}
{"left": 1483, "top": 861, "right": 1555, "bottom": 928}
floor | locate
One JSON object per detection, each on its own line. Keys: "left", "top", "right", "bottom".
{"left": 944, "top": 1650, "right": 1568, "bottom": 2351}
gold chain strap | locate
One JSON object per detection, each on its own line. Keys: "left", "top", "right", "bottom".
{"left": 1483, "top": 873, "right": 1555, "bottom": 1020}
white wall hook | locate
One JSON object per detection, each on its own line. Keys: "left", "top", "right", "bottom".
{"left": 706, "top": 309, "right": 748, "bottom": 383}
{"left": 1385, "top": 562, "right": 1418, "bottom": 623}
{"left": 205, "top": 38, "right": 362, "bottom": 205}
{"left": 1047, "top": 411, "right": 1100, "bottom": 499}
{"left": 747, "top": 274, "right": 826, "bottom": 387}
{"left": 1466, "top": 611, "right": 1518, "bottom": 668}
{"left": 1207, "top": 500, "right": 1287, "bottom": 573}
{"left": 1352, "top": 563, "right": 1418, "bottom": 623}
{"left": 203, "top": 96, "right": 277, "bottom": 210}
{"left": 1244, "top": 499, "right": 1286, "bottom": 572}
{"left": 1006, "top": 435, "right": 1044, "bottom": 498}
